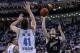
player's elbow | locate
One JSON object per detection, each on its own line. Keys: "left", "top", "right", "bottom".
{"left": 31, "top": 25, "right": 36, "bottom": 31}
{"left": 31, "top": 22, "right": 36, "bottom": 29}
{"left": 10, "top": 24, "right": 14, "bottom": 31}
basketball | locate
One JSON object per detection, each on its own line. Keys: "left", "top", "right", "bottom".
{"left": 40, "top": 8, "right": 48, "bottom": 17}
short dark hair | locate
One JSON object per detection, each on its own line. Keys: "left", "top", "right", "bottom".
{"left": 9, "top": 36, "right": 16, "bottom": 43}
{"left": 20, "top": 19, "right": 28, "bottom": 29}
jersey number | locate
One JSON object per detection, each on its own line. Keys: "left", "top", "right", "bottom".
{"left": 23, "top": 38, "right": 31, "bottom": 46}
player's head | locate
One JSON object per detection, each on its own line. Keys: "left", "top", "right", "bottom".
{"left": 20, "top": 18, "right": 28, "bottom": 29}
{"left": 50, "top": 28, "right": 56, "bottom": 38}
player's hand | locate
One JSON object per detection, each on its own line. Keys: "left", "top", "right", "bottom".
{"left": 24, "top": 1, "right": 31, "bottom": 10}
{"left": 17, "top": 14, "right": 24, "bottom": 21}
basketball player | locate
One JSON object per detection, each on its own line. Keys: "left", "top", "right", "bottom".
{"left": 10, "top": 2, "right": 36, "bottom": 53}
{"left": 2, "top": 36, "right": 18, "bottom": 53}
{"left": 41, "top": 16, "right": 66, "bottom": 53}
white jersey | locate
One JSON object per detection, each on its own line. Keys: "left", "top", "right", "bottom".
{"left": 18, "top": 29, "right": 36, "bottom": 53}
{"left": 7, "top": 44, "right": 15, "bottom": 53}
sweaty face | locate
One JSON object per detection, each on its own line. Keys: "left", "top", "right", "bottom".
{"left": 50, "top": 28, "right": 56, "bottom": 37}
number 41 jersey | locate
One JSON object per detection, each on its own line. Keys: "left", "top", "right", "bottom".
{"left": 18, "top": 29, "right": 36, "bottom": 53}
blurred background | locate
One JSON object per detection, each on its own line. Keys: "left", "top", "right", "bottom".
{"left": 0, "top": 0, "right": 80, "bottom": 53}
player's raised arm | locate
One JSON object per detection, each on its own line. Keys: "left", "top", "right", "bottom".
{"left": 10, "top": 14, "right": 23, "bottom": 33}
{"left": 42, "top": 16, "right": 49, "bottom": 39}
{"left": 58, "top": 24, "right": 66, "bottom": 42}
{"left": 24, "top": 2, "right": 36, "bottom": 32}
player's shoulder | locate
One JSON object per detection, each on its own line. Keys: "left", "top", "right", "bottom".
{"left": 19, "top": 28, "right": 32, "bottom": 31}
{"left": 13, "top": 45, "right": 19, "bottom": 53}
{"left": 19, "top": 29, "right": 35, "bottom": 34}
